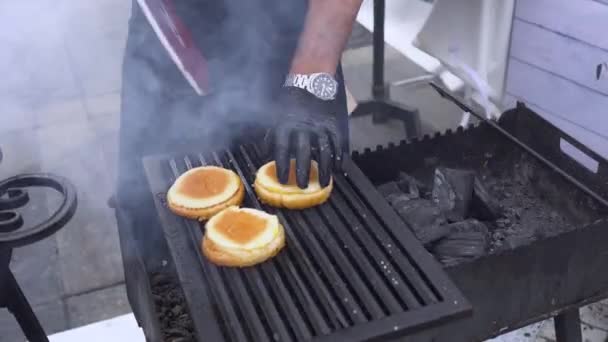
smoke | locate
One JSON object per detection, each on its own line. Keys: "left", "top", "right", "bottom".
{"left": 0, "top": 0, "right": 308, "bottom": 274}
{"left": 117, "top": 0, "right": 309, "bottom": 267}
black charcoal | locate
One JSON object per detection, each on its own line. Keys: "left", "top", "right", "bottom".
{"left": 391, "top": 199, "right": 449, "bottom": 244}
{"left": 387, "top": 194, "right": 411, "bottom": 208}
{"left": 377, "top": 181, "right": 403, "bottom": 198}
{"left": 407, "top": 180, "right": 420, "bottom": 199}
{"left": 432, "top": 220, "right": 489, "bottom": 266}
{"left": 397, "top": 172, "right": 426, "bottom": 199}
{"left": 504, "top": 229, "right": 536, "bottom": 249}
{"left": 445, "top": 219, "right": 490, "bottom": 234}
{"left": 432, "top": 168, "right": 475, "bottom": 222}
{"left": 470, "top": 177, "right": 504, "bottom": 221}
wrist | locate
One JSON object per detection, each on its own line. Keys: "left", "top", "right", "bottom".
{"left": 283, "top": 72, "right": 339, "bottom": 101}
{"left": 289, "top": 60, "right": 336, "bottom": 76}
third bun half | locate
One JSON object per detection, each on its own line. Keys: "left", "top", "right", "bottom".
{"left": 202, "top": 206, "right": 285, "bottom": 267}
{"left": 254, "top": 160, "right": 332, "bottom": 209}
{"left": 167, "top": 166, "right": 244, "bottom": 220}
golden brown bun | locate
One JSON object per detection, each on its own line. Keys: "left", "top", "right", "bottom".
{"left": 254, "top": 160, "right": 332, "bottom": 209}
{"left": 167, "top": 166, "right": 244, "bottom": 221}
{"left": 202, "top": 207, "right": 285, "bottom": 267}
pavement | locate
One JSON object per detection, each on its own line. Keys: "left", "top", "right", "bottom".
{"left": 0, "top": 1, "right": 607, "bottom": 341}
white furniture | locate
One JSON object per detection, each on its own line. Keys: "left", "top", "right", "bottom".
{"left": 356, "top": 0, "right": 516, "bottom": 124}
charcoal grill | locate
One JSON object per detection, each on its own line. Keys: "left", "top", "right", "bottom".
{"left": 143, "top": 144, "right": 471, "bottom": 341}
{"left": 353, "top": 102, "right": 608, "bottom": 341}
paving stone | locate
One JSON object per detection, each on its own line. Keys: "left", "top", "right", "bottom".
{"left": 10, "top": 228, "right": 63, "bottom": 306}
{"left": 56, "top": 0, "right": 131, "bottom": 42}
{"left": 34, "top": 97, "right": 88, "bottom": 129}
{"left": 85, "top": 92, "right": 121, "bottom": 118}
{"left": 0, "top": 2, "right": 80, "bottom": 104}
{"left": 344, "top": 43, "right": 459, "bottom": 151}
{"left": 537, "top": 318, "right": 608, "bottom": 341}
{"left": 35, "top": 117, "right": 93, "bottom": 168}
{"left": 36, "top": 119, "right": 124, "bottom": 295}
{"left": 89, "top": 113, "right": 120, "bottom": 199}
{"left": 54, "top": 206, "right": 124, "bottom": 296}
{"left": 66, "top": 284, "right": 130, "bottom": 329}
{"left": 0, "top": 299, "right": 68, "bottom": 342}
{"left": 344, "top": 51, "right": 461, "bottom": 132}
{"left": 580, "top": 300, "right": 608, "bottom": 331}
{"left": 0, "top": 128, "right": 41, "bottom": 180}
{"left": 50, "top": 161, "right": 124, "bottom": 295}
{"left": 62, "top": 0, "right": 130, "bottom": 97}
{"left": 0, "top": 97, "right": 38, "bottom": 135}
{"left": 486, "top": 321, "right": 544, "bottom": 341}
{"left": 349, "top": 115, "right": 408, "bottom": 152}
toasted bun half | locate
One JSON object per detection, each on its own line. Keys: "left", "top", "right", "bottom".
{"left": 202, "top": 207, "right": 285, "bottom": 267}
{"left": 254, "top": 160, "right": 332, "bottom": 209}
{"left": 167, "top": 166, "right": 245, "bottom": 220}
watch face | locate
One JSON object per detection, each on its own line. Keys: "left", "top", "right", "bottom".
{"left": 311, "top": 74, "right": 337, "bottom": 100}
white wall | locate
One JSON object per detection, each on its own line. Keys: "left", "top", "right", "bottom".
{"left": 505, "top": 0, "right": 608, "bottom": 158}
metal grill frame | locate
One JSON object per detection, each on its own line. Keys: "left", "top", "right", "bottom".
{"left": 144, "top": 146, "right": 470, "bottom": 342}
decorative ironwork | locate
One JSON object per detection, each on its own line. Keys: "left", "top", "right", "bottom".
{"left": 0, "top": 173, "right": 77, "bottom": 342}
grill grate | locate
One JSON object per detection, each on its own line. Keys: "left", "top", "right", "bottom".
{"left": 144, "top": 144, "right": 470, "bottom": 341}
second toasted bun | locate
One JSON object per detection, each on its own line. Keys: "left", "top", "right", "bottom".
{"left": 167, "top": 166, "right": 244, "bottom": 220}
{"left": 254, "top": 160, "right": 332, "bottom": 209}
{"left": 202, "top": 207, "right": 285, "bottom": 267}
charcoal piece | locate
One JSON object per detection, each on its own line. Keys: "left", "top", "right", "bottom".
{"left": 392, "top": 198, "right": 449, "bottom": 244}
{"left": 377, "top": 181, "right": 403, "bottom": 198}
{"left": 470, "top": 177, "right": 504, "bottom": 221}
{"left": 406, "top": 180, "right": 420, "bottom": 199}
{"left": 431, "top": 168, "right": 475, "bottom": 222}
{"left": 445, "top": 219, "right": 490, "bottom": 234}
{"left": 417, "top": 224, "right": 452, "bottom": 245}
{"left": 387, "top": 194, "right": 411, "bottom": 208}
{"left": 432, "top": 220, "right": 489, "bottom": 266}
{"left": 504, "top": 229, "right": 536, "bottom": 249}
{"left": 397, "top": 172, "right": 427, "bottom": 199}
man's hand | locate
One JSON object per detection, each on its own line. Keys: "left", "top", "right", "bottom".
{"left": 266, "top": 0, "right": 361, "bottom": 189}
{"left": 271, "top": 87, "right": 343, "bottom": 189}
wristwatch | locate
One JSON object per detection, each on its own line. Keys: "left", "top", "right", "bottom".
{"left": 283, "top": 72, "right": 338, "bottom": 101}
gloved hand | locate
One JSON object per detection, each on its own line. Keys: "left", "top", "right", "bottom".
{"left": 268, "top": 87, "right": 344, "bottom": 189}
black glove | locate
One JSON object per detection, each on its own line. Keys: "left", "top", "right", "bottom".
{"left": 269, "top": 87, "right": 344, "bottom": 189}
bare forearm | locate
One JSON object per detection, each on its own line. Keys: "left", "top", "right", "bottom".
{"left": 290, "top": 0, "right": 363, "bottom": 75}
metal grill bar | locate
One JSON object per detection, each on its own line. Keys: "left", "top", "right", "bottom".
{"left": 144, "top": 142, "right": 471, "bottom": 342}
{"left": 234, "top": 148, "right": 348, "bottom": 331}
{"left": 247, "top": 147, "right": 376, "bottom": 322}
{"left": 337, "top": 176, "right": 439, "bottom": 304}
{"left": 328, "top": 187, "right": 421, "bottom": 309}
{"left": 194, "top": 153, "right": 313, "bottom": 340}
{"left": 204, "top": 153, "right": 295, "bottom": 342}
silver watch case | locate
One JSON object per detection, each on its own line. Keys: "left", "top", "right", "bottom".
{"left": 284, "top": 73, "right": 338, "bottom": 101}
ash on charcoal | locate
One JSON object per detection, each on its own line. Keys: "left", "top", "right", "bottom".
{"left": 503, "top": 228, "right": 537, "bottom": 250}
{"left": 432, "top": 168, "right": 475, "bottom": 222}
{"left": 389, "top": 197, "right": 449, "bottom": 245}
{"left": 151, "top": 273, "right": 196, "bottom": 342}
{"left": 377, "top": 153, "right": 582, "bottom": 266}
{"left": 396, "top": 172, "right": 427, "bottom": 199}
{"left": 377, "top": 182, "right": 402, "bottom": 198}
{"left": 470, "top": 177, "right": 504, "bottom": 221}
{"left": 432, "top": 219, "right": 490, "bottom": 266}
